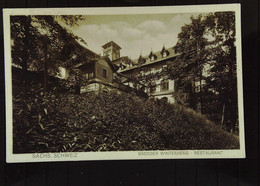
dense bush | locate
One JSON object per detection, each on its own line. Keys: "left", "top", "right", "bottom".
{"left": 12, "top": 76, "right": 239, "bottom": 153}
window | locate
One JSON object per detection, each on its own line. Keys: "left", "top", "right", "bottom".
{"left": 163, "top": 52, "right": 167, "bottom": 58}
{"left": 150, "top": 82, "right": 156, "bottom": 93}
{"left": 89, "top": 72, "right": 94, "bottom": 79}
{"left": 160, "top": 80, "right": 169, "bottom": 91}
{"left": 86, "top": 73, "right": 89, "bottom": 79}
{"left": 103, "top": 69, "right": 107, "bottom": 78}
{"left": 120, "top": 63, "right": 126, "bottom": 70}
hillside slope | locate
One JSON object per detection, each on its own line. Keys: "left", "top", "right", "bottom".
{"left": 12, "top": 74, "right": 239, "bottom": 153}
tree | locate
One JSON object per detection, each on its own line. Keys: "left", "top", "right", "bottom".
{"left": 11, "top": 16, "right": 41, "bottom": 78}
{"left": 204, "top": 12, "right": 238, "bottom": 132}
{"left": 11, "top": 15, "right": 86, "bottom": 91}
{"left": 168, "top": 15, "right": 209, "bottom": 112}
{"left": 166, "top": 12, "right": 238, "bottom": 132}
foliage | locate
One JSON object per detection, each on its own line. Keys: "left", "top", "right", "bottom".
{"left": 117, "top": 65, "right": 169, "bottom": 95}
{"left": 204, "top": 12, "right": 238, "bottom": 132}
{"left": 167, "top": 12, "right": 238, "bottom": 132}
{"left": 13, "top": 72, "right": 239, "bottom": 153}
{"left": 10, "top": 15, "right": 86, "bottom": 90}
{"left": 168, "top": 15, "right": 209, "bottom": 111}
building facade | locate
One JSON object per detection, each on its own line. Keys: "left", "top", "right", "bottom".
{"left": 75, "top": 56, "right": 120, "bottom": 94}
{"left": 107, "top": 41, "right": 178, "bottom": 103}
{"left": 60, "top": 40, "right": 178, "bottom": 102}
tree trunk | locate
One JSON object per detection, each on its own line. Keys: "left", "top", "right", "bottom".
{"left": 43, "top": 36, "right": 48, "bottom": 92}
{"left": 221, "top": 103, "right": 225, "bottom": 129}
{"left": 199, "top": 66, "right": 203, "bottom": 114}
{"left": 190, "top": 79, "right": 197, "bottom": 110}
{"left": 75, "top": 85, "right": 80, "bottom": 94}
{"left": 21, "top": 17, "right": 30, "bottom": 81}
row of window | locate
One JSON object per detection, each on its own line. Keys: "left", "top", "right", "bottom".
{"left": 85, "top": 69, "right": 107, "bottom": 80}
{"left": 150, "top": 80, "right": 169, "bottom": 93}
{"left": 149, "top": 51, "right": 168, "bottom": 62}
{"left": 86, "top": 73, "right": 94, "bottom": 80}
{"left": 139, "top": 65, "right": 167, "bottom": 76}
{"left": 119, "top": 52, "right": 169, "bottom": 70}
{"left": 126, "top": 80, "right": 171, "bottom": 93}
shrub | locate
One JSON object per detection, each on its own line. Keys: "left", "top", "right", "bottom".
{"left": 12, "top": 75, "right": 239, "bottom": 153}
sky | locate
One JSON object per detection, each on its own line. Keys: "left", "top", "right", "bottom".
{"left": 66, "top": 13, "right": 198, "bottom": 59}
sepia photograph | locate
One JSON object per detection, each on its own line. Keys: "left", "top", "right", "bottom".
{"left": 4, "top": 5, "right": 245, "bottom": 162}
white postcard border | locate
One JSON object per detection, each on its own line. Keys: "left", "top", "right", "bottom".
{"left": 3, "top": 4, "right": 245, "bottom": 163}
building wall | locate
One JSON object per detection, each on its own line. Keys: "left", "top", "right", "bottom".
{"left": 80, "top": 81, "right": 125, "bottom": 95}
{"left": 95, "top": 59, "right": 113, "bottom": 84}
{"left": 83, "top": 63, "right": 96, "bottom": 79}
{"left": 112, "top": 48, "right": 120, "bottom": 60}
{"left": 121, "top": 59, "right": 175, "bottom": 103}
{"left": 153, "top": 79, "right": 174, "bottom": 92}
{"left": 81, "top": 82, "right": 100, "bottom": 93}
{"left": 155, "top": 94, "right": 175, "bottom": 104}
{"left": 121, "top": 60, "right": 168, "bottom": 77}
{"left": 103, "top": 45, "right": 120, "bottom": 61}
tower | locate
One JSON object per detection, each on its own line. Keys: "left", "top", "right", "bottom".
{"left": 102, "top": 41, "right": 121, "bottom": 61}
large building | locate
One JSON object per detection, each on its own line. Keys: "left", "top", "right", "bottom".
{"left": 75, "top": 56, "right": 119, "bottom": 94}
{"left": 61, "top": 40, "right": 178, "bottom": 103}
{"left": 105, "top": 41, "right": 178, "bottom": 103}
{"left": 59, "top": 41, "right": 146, "bottom": 97}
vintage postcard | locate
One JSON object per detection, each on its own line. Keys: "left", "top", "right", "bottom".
{"left": 4, "top": 4, "right": 245, "bottom": 163}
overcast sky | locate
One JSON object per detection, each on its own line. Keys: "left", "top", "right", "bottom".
{"left": 68, "top": 13, "right": 197, "bottom": 59}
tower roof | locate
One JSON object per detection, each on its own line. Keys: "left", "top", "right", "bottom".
{"left": 102, "top": 41, "right": 122, "bottom": 50}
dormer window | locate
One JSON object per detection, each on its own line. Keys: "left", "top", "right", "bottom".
{"left": 149, "top": 51, "right": 157, "bottom": 61}
{"left": 138, "top": 55, "right": 146, "bottom": 64}
{"left": 163, "top": 52, "right": 167, "bottom": 58}
{"left": 161, "top": 46, "right": 169, "bottom": 58}
{"left": 120, "top": 63, "right": 126, "bottom": 70}
{"left": 89, "top": 72, "right": 94, "bottom": 79}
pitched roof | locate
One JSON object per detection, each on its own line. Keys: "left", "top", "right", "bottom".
{"left": 101, "top": 56, "right": 119, "bottom": 72}
{"left": 75, "top": 38, "right": 100, "bottom": 59}
{"left": 67, "top": 39, "right": 101, "bottom": 69}
{"left": 75, "top": 56, "right": 119, "bottom": 72}
{"left": 102, "top": 41, "right": 122, "bottom": 50}
{"left": 119, "top": 47, "right": 179, "bottom": 72}
{"left": 111, "top": 56, "right": 131, "bottom": 65}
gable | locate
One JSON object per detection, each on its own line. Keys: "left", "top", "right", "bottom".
{"left": 97, "top": 59, "right": 111, "bottom": 69}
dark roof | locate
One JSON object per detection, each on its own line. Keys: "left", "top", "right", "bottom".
{"left": 111, "top": 56, "right": 131, "bottom": 65}
{"left": 102, "top": 41, "right": 122, "bottom": 50}
{"left": 119, "top": 47, "right": 178, "bottom": 72}
{"left": 74, "top": 60, "right": 96, "bottom": 69}
{"left": 148, "top": 51, "right": 154, "bottom": 58}
{"left": 101, "top": 56, "right": 119, "bottom": 72}
{"left": 75, "top": 56, "right": 119, "bottom": 72}
{"left": 63, "top": 39, "right": 101, "bottom": 69}
{"left": 138, "top": 55, "right": 146, "bottom": 64}
{"left": 74, "top": 38, "right": 100, "bottom": 58}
